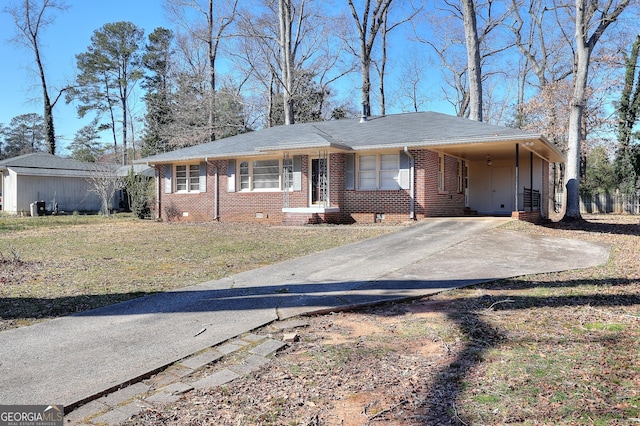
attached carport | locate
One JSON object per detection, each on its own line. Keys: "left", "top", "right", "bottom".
{"left": 428, "top": 135, "right": 566, "bottom": 220}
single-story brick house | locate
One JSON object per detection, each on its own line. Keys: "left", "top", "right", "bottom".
{"left": 137, "top": 111, "right": 565, "bottom": 224}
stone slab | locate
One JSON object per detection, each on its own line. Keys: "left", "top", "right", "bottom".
{"left": 192, "top": 369, "right": 240, "bottom": 389}
{"left": 249, "top": 339, "right": 287, "bottom": 357}
{"left": 180, "top": 350, "right": 224, "bottom": 370}
{"left": 230, "top": 354, "right": 270, "bottom": 375}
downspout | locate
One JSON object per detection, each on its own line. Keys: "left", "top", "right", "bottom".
{"left": 403, "top": 147, "right": 415, "bottom": 220}
{"left": 155, "top": 166, "right": 161, "bottom": 221}
{"left": 206, "top": 158, "right": 219, "bottom": 220}
{"left": 515, "top": 143, "right": 520, "bottom": 212}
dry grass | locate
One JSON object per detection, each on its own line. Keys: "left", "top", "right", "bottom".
{"left": 0, "top": 214, "right": 394, "bottom": 331}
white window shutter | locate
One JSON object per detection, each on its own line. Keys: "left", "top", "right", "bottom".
{"left": 398, "top": 151, "right": 410, "bottom": 190}
{"left": 293, "top": 156, "right": 302, "bottom": 191}
{"left": 164, "top": 165, "right": 172, "bottom": 193}
{"left": 199, "top": 162, "right": 207, "bottom": 192}
{"left": 227, "top": 159, "right": 236, "bottom": 192}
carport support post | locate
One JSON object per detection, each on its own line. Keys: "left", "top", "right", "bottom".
{"left": 530, "top": 151, "right": 534, "bottom": 191}
{"left": 515, "top": 143, "right": 519, "bottom": 211}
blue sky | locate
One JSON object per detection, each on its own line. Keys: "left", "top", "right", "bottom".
{"left": 0, "top": 1, "right": 454, "bottom": 156}
{"left": 0, "top": 1, "right": 170, "bottom": 154}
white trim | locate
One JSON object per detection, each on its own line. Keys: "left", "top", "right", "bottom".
{"left": 282, "top": 207, "right": 340, "bottom": 213}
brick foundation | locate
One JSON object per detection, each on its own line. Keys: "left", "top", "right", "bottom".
{"left": 511, "top": 210, "right": 541, "bottom": 223}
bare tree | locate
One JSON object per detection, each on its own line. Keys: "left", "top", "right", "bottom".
{"left": 85, "top": 164, "right": 123, "bottom": 216}
{"left": 563, "top": 0, "right": 632, "bottom": 221}
{"left": 373, "top": 2, "right": 421, "bottom": 115}
{"left": 346, "top": 0, "right": 393, "bottom": 118}
{"left": 5, "top": 0, "right": 69, "bottom": 155}
{"left": 165, "top": 0, "right": 238, "bottom": 141}
{"left": 507, "top": 0, "right": 574, "bottom": 138}
{"left": 396, "top": 51, "right": 430, "bottom": 112}
{"left": 233, "top": 0, "right": 347, "bottom": 126}
{"left": 415, "top": 0, "right": 511, "bottom": 121}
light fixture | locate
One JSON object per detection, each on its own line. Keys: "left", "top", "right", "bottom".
{"left": 486, "top": 155, "right": 492, "bottom": 166}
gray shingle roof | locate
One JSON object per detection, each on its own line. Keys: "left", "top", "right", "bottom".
{"left": 136, "top": 111, "right": 562, "bottom": 164}
{"left": 0, "top": 153, "right": 121, "bottom": 178}
{"left": 0, "top": 152, "right": 94, "bottom": 170}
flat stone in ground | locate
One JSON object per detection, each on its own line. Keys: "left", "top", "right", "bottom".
{"left": 192, "top": 369, "right": 240, "bottom": 389}
{"left": 230, "top": 354, "right": 270, "bottom": 375}
{"left": 163, "top": 382, "right": 194, "bottom": 395}
{"left": 101, "top": 382, "right": 151, "bottom": 407}
{"left": 180, "top": 349, "right": 224, "bottom": 370}
{"left": 217, "top": 342, "right": 246, "bottom": 355}
{"left": 91, "top": 400, "right": 149, "bottom": 425}
{"left": 64, "top": 400, "right": 109, "bottom": 425}
{"left": 145, "top": 391, "right": 181, "bottom": 405}
{"left": 249, "top": 339, "right": 287, "bottom": 356}
{"left": 241, "top": 333, "right": 265, "bottom": 343}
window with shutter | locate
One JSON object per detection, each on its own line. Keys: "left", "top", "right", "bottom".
{"left": 174, "top": 164, "right": 201, "bottom": 193}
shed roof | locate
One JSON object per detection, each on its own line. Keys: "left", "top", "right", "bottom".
{"left": 0, "top": 153, "right": 102, "bottom": 178}
{"left": 0, "top": 153, "right": 153, "bottom": 178}
{"left": 136, "top": 111, "right": 566, "bottom": 164}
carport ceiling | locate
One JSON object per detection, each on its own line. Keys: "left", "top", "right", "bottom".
{"left": 428, "top": 139, "right": 564, "bottom": 163}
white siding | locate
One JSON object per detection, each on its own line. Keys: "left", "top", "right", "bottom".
{"left": 2, "top": 170, "right": 19, "bottom": 214}
{"left": 467, "top": 155, "right": 543, "bottom": 215}
{"left": 7, "top": 174, "right": 106, "bottom": 214}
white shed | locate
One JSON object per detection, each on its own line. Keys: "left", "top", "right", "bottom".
{"left": 0, "top": 153, "right": 118, "bottom": 215}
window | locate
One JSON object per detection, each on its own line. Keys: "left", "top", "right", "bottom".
{"left": 236, "top": 157, "right": 295, "bottom": 191}
{"left": 253, "top": 159, "right": 279, "bottom": 189}
{"left": 358, "top": 153, "right": 400, "bottom": 190}
{"left": 457, "top": 159, "right": 464, "bottom": 193}
{"left": 437, "top": 153, "right": 445, "bottom": 192}
{"left": 175, "top": 164, "right": 200, "bottom": 192}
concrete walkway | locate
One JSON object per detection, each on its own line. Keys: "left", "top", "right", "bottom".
{"left": 0, "top": 218, "right": 610, "bottom": 412}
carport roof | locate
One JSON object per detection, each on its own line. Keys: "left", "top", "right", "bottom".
{"left": 136, "top": 111, "right": 566, "bottom": 164}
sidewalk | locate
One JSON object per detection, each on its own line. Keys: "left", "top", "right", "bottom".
{"left": 0, "top": 218, "right": 610, "bottom": 414}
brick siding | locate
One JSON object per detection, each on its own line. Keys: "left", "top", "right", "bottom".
{"left": 157, "top": 150, "right": 482, "bottom": 224}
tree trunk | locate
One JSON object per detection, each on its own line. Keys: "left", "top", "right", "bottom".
{"left": 563, "top": 0, "right": 631, "bottom": 221}
{"left": 361, "top": 54, "right": 371, "bottom": 117}
{"left": 208, "top": 0, "right": 217, "bottom": 140}
{"left": 462, "top": 0, "right": 482, "bottom": 122}
{"left": 279, "top": 0, "right": 295, "bottom": 125}
{"left": 378, "top": 8, "right": 388, "bottom": 116}
{"left": 35, "top": 44, "right": 56, "bottom": 154}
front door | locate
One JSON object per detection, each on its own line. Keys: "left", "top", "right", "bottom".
{"left": 491, "top": 166, "right": 513, "bottom": 213}
{"left": 311, "top": 158, "right": 327, "bottom": 205}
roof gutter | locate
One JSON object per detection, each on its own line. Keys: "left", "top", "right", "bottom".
{"left": 404, "top": 147, "right": 415, "bottom": 220}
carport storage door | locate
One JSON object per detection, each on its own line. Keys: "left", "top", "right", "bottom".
{"left": 491, "top": 166, "right": 513, "bottom": 214}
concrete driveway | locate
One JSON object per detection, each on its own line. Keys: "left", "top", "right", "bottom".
{"left": 0, "top": 217, "right": 610, "bottom": 409}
